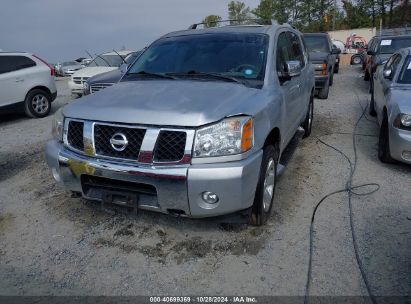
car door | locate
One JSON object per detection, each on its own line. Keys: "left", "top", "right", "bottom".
{"left": 375, "top": 54, "right": 401, "bottom": 121}
{"left": 276, "top": 31, "right": 303, "bottom": 145}
{"left": 0, "top": 55, "right": 36, "bottom": 107}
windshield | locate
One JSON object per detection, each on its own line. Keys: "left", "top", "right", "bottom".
{"left": 379, "top": 37, "right": 411, "bottom": 54}
{"left": 127, "top": 33, "right": 269, "bottom": 83}
{"left": 63, "top": 61, "right": 79, "bottom": 66}
{"left": 88, "top": 55, "right": 125, "bottom": 67}
{"left": 398, "top": 55, "right": 411, "bottom": 84}
{"left": 304, "top": 36, "right": 329, "bottom": 52}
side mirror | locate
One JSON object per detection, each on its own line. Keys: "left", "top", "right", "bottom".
{"left": 383, "top": 68, "right": 393, "bottom": 80}
{"left": 284, "top": 60, "right": 302, "bottom": 77}
{"left": 120, "top": 63, "right": 128, "bottom": 74}
{"left": 367, "top": 50, "right": 375, "bottom": 56}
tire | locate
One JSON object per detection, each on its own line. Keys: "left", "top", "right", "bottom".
{"left": 249, "top": 144, "right": 279, "bottom": 226}
{"left": 369, "top": 77, "right": 373, "bottom": 94}
{"left": 329, "top": 72, "right": 334, "bottom": 86}
{"left": 378, "top": 116, "right": 395, "bottom": 163}
{"left": 302, "top": 93, "right": 314, "bottom": 138}
{"left": 317, "top": 78, "right": 330, "bottom": 99}
{"left": 24, "top": 89, "right": 51, "bottom": 118}
{"left": 369, "top": 87, "right": 377, "bottom": 117}
{"left": 352, "top": 56, "right": 362, "bottom": 65}
{"left": 334, "top": 64, "right": 339, "bottom": 74}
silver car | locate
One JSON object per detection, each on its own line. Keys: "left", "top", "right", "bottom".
{"left": 61, "top": 61, "right": 83, "bottom": 76}
{"left": 371, "top": 47, "right": 411, "bottom": 164}
{"left": 46, "top": 24, "right": 314, "bottom": 225}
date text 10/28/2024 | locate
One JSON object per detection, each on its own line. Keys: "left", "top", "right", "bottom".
{"left": 150, "top": 297, "right": 257, "bottom": 303}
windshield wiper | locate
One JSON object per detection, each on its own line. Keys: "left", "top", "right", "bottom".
{"left": 166, "top": 71, "right": 245, "bottom": 84}
{"left": 125, "top": 70, "right": 176, "bottom": 79}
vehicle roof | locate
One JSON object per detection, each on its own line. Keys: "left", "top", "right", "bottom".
{"left": 101, "top": 50, "right": 134, "bottom": 56}
{"left": 374, "top": 34, "right": 411, "bottom": 40}
{"left": 303, "top": 32, "right": 329, "bottom": 37}
{"left": 0, "top": 52, "right": 31, "bottom": 55}
{"left": 161, "top": 24, "right": 296, "bottom": 39}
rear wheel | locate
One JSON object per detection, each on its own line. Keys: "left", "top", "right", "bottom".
{"left": 317, "top": 78, "right": 330, "bottom": 99}
{"left": 24, "top": 89, "right": 51, "bottom": 118}
{"left": 250, "top": 144, "right": 279, "bottom": 226}
{"left": 329, "top": 72, "right": 334, "bottom": 86}
{"left": 378, "top": 116, "right": 395, "bottom": 163}
{"left": 302, "top": 93, "right": 314, "bottom": 138}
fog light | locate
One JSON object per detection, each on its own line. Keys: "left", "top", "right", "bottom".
{"left": 402, "top": 151, "right": 411, "bottom": 161}
{"left": 52, "top": 168, "right": 61, "bottom": 182}
{"left": 202, "top": 191, "right": 219, "bottom": 204}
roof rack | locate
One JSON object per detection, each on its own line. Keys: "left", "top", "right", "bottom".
{"left": 188, "top": 19, "right": 269, "bottom": 30}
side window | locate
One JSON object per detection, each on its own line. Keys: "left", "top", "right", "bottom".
{"left": 276, "top": 32, "right": 292, "bottom": 75}
{"left": 0, "top": 55, "right": 36, "bottom": 74}
{"left": 289, "top": 32, "right": 306, "bottom": 68}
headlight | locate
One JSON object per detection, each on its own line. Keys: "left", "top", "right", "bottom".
{"left": 400, "top": 114, "right": 411, "bottom": 127}
{"left": 313, "top": 63, "right": 327, "bottom": 75}
{"left": 52, "top": 108, "right": 64, "bottom": 142}
{"left": 194, "top": 116, "right": 253, "bottom": 158}
{"left": 83, "top": 81, "right": 90, "bottom": 95}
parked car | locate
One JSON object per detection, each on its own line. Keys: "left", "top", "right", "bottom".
{"left": 68, "top": 50, "right": 134, "bottom": 96}
{"left": 61, "top": 61, "right": 83, "bottom": 76}
{"left": 0, "top": 52, "right": 57, "bottom": 118}
{"left": 304, "top": 33, "right": 341, "bottom": 99}
{"left": 365, "top": 35, "right": 411, "bottom": 94}
{"left": 370, "top": 47, "right": 411, "bottom": 164}
{"left": 363, "top": 36, "right": 377, "bottom": 76}
{"left": 46, "top": 24, "right": 315, "bottom": 226}
{"left": 80, "top": 58, "right": 92, "bottom": 67}
{"left": 83, "top": 51, "right": 143, "bottom": 95}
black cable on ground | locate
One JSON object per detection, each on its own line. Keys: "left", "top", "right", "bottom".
{"left": 304, "top": 96, "right": 380, "bottom": 304}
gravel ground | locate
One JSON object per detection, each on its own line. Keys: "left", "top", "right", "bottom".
{"left": 0, "top": 68, "right": 410, "bottom": 297}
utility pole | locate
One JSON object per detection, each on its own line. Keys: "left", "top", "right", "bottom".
{"left": 332, "top": 0, "right": 336, "bottom": 31}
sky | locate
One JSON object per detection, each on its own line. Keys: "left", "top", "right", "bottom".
{"left": 0, "top": 0, "right": 261, "bottom": 63}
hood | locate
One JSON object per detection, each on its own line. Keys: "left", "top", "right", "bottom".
{"left": 71, "top": 66, "right": 117, "bottom": 78}
{"left": 63, "top": 65, "right": 82, "bottom": 71}
{"left": 87, "top": 69, "right": 122, "bottom": 84}
{"left": 63, "top": 80, "right": 261, "bottom": 127}
{"left": 309, "top": 51, "right": 329, "bottom": 63}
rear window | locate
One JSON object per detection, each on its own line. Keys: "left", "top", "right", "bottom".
{"left": 0, "top": 55, "right": 36, "bottom": 74}
{"left": 398, "top": 55, "right": 411, "bottom": 84}
{"left": 304, "top": 35, "right": 329, "bottom": 53}
{"left": 378, "top": 37, "right": 411, "bottom": 54}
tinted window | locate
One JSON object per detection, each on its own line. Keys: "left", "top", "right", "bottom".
{"left": 277, "top": 32, "right": 292, "bottom": 75}
{"left": 0, "top": 55, "right": 36, "bottom": 74}
{"left": 128, "top": 33, "right": 269, "bottom": 81}
{"left": 398, "top": 55, "right": 411, "bottom": 84}
{"left": 378, "top": 37, "right": 411, "bottom": 54}
{"left": 304, "top": 35, "right": 329, "bottom": 53}
{"left": 289, "top": 32, "right": 305, "bottom": 67}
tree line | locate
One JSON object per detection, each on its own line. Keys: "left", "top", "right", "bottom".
{"left": 202, "top": 0, "right": 411, "bottom": 32}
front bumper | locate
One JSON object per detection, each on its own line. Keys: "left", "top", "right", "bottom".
{"left": 389, "top": 126, "right": 411, "bottom": 164}
{"left": 314, "top": 75, "right": 329, "bottom": 89}
{"left": 68, "top": 80, "right": 83, "bottom": 95}
{"left": 46, "top": 140, "right": 262, "bottom": 218}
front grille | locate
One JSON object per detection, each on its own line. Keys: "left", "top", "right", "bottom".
{"left": 73, "top": 77, "right": 89, "bottom": 85}
{"left": 154, "top": 131, "right": 186, "bottom": 162}
{"left": 90, "top": 83, "right": 113, "bottom": 94}
{"left": 67, "top": 121, "right": 84, "bottom": 151}
{"left": 94, "top": 124, "right": 146, "bottom": 160}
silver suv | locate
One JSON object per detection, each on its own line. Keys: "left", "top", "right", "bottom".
{"left": 46, "top": 23, "right": 314, "bottom": 225}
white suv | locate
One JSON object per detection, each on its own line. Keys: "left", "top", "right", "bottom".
{"left": 0, "top": 52, "right": 57, "bottom": 118}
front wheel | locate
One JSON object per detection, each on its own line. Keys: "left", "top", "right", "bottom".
{"left": 24, "top": 89, "right": 51, "bottom": 118}
{"left": 249, "top": 144, "right": 279, "bottom": 226}
{"left": 317, "top": 78, "right": 330, "bottom": 99}
{"left": 378, "top": 117, "right": 395, "bottom": 163}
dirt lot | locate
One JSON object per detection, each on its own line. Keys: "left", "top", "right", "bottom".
{"left": 0, "top": 68, "right": 410, "bottom": 297}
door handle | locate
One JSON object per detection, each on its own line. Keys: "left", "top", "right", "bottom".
{"left": 15, "top": 78, "right": 24, "bottom": 83}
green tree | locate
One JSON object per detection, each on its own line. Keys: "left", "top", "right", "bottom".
{"left": 202, "top": 15, "right": 223, "bottom": 28}
{"left": 228, "top": 1, "right": 252, "bottom": 24}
